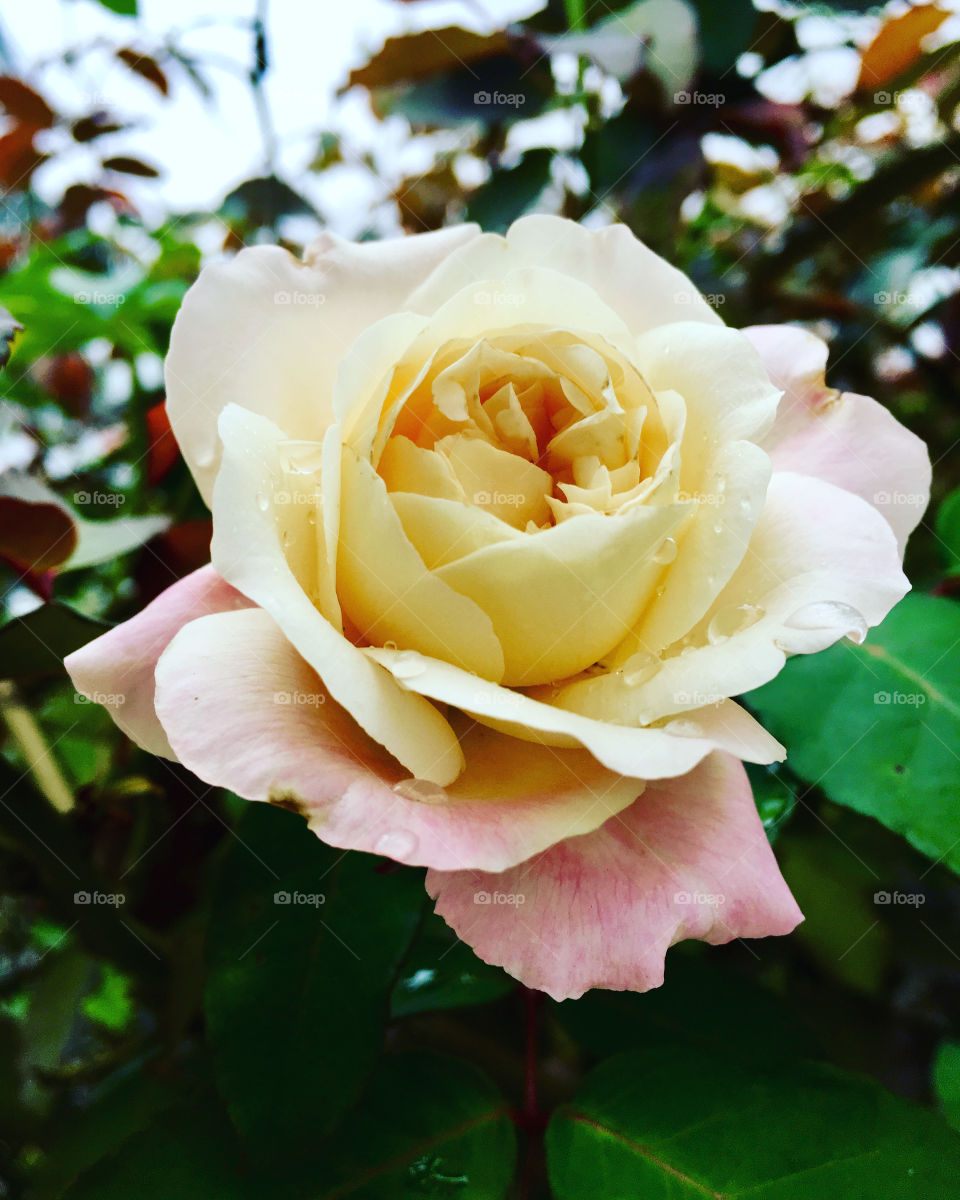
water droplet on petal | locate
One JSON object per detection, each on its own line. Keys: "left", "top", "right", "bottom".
{"left": 622, "top": 651, "right": 661, "bottom": 687}
{"left": 375, "top": 829, "right": 419, "bottom": 860}
{"left": 716, "top": 477, "right": 727, "bottom": 494}
{"left": 256, "top": 490, "right": 271, "bottom": 512}
{"left": 393, "top": 651, "right": 426, "bottom": 680}
{"left": 281, "top": 530, "right": 293, "bottom": 549}
{"left": 652, "top": 536, "right": 678, "bottom": 565}
{"left": 384, "top": 640, "right": 399, "bottom": 651}
{"left": 707, "top": 603, "right": 765, "bottom": 645}
{"left": 785, "top": 601, "right": 868, "bottom": 643}
{"left": 712, "top": 523, "right": 722, "bottom": 535}
{"left": 665, "top": 718, "right": 703, "bottom": 738}
{"left": 393, "top": 778, "right": 448, "bottom": 805}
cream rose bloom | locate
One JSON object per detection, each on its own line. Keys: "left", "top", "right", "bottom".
{"left": 67, "top": 216, "right": 929, "bottom": 999}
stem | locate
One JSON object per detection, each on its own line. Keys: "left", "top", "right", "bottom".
{"left": 564, "top": 0, "right": 587, "bottom": 32}
{"left": 0, "top": 680, "right": 74, "bottom": 813}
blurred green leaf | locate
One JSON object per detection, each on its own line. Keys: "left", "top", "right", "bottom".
{"left": 82, "top": 962, "right": 134, "bottom": 1031}
{"left": 95, "top": 0, "right": 138, "bottom": 14}
{"left": 689, "top": 0, "right": 757, "bottom": 76}
{"left": 205, "top": 805, "right": 425, "bottom": 1163}
{"left": 936, "top": 487, "right": 960, "bottom": 576}
{"left": 935, "top": 1040, "right": 960, "bottom": 1131}
{"left": 466, "top": 150, "right": 553, "bottom": 233}
{"left": 548, "top": 1043, "right": 960, "bottom": 1197}
{"left": 0, "top": 604, "right": 107, "bottom": 680}
{"left": 747, "top": 594, "right": 960, "bottom": 874}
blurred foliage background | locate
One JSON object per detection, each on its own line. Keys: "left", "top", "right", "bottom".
{"left": 2, "top": 0, "right": 960, "bottom": 1196}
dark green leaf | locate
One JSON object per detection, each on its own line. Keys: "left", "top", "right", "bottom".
{"left": 94, "top": 0, "right": 138, "bottom": 16}
{"left": 0, "top": 604, "right": 107, "bottom": 680}
{"left": 689, "top": 0, "right": 758, "bottom": 76}
{"left": 205, "top": 804, "right": 425, "bottom": 1162}
{"left": 465, "top": 150, "right": 553, "bottom": 233}
{"left": 936, "top": 487, "right": 960, "bottom": 576}
{"left": 295, "top": 1052, "right": 516, "bottom": 1199}
{"left": 747, "top": 594, "right": 960, "bottom": 874}
{"left": 548, "top": 1043, "right": 960, "bottom": 1197}
{"left": 935, "top": 1041, "right": 960, "bottom": 1131}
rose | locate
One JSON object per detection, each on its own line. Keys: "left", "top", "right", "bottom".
{"left": 66, "top": 216, "right": 929, "bottom": 1000}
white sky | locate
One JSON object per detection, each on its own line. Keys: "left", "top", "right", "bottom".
{"left": 1, "top": 0, "right": 540, "bottom": 223}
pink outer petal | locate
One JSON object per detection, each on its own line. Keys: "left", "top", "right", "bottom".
{"left": 745, "top": 324, "right": 931, "bottom": 552}
{"left": 153, "top": 607, "right": 645, "bottom": 873}
{"left": 426, "top": 753, "right": 802, "bottom": 1001}
{"left": 64, "top": 565, "right": 251, "bottom": 758}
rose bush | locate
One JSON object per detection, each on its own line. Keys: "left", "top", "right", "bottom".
{"left": 66, "top": 216, "right": 929, "bottom": 999}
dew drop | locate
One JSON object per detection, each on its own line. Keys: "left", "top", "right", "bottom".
{"left": 256, "top": 490, "right": 271, "bottom": 512}
{"left": 393, "top": 651, "right": 426, "bottom": 680}
{"left": 281, "top": 530, "right": 293, "bottom": 549}
{"left": 307, "top": 511, "right": 317, "bottom": 526}
{"left": 664, "top": 718, "right": 703, "bottom": 738}
{"left": 622, "top": 651, "right": 661, "bottom": 688}
{"left": 384, "top": 640, "right": 399, "bottom": 651}
{"left": 393, "top": 778, "right": 449, "bottom": 805}
{"left": 716, "top": 477, "right": 727, "bottom": 494}
{"left": 707, "top": 603, "right": 765, "bottom": 645}
{"left": 712, "top": 523, "right": 722, "bottom": 535}
{"left": 652, "top": 536, "right": 678, "bottom": 565}
{"left": 739, "top": 498, "right": 751, "bottom": 514}
{"left": 375, "top": 829, "right": 419, "bottom": 860}
{"left": 784, "top": 601, "right": 868, "bottom": 643}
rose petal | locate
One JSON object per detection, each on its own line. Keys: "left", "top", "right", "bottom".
{"left": 64, "top": 565, "right": 250, "bottom": 758}
{"left": 745, "top": 324, "right": 931, "bottom": 552}
{"left": 165, "top": 225, "right": 480, "bottom": 504}
{"left": 154, "top": 607, "right": 644, "bottom": 872}
{"left": 365, "top": 645, "right": 784, "bottom": 775}
{"left": 212, "top": 404, "right": 465, "bottom": 786}
{"left": 407, "top": 214, "right": 724, "bottom": 335}
{"left": 426, "top": 751, "right": 803, "bottom": 1000}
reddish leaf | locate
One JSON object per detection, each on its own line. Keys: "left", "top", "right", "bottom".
{"left": 101, "top": 155, "right": 160, "bottom": 178}
{"left": 347, "top": 27, "right": 513, "bottom": 89}
{"left": 58, "top": 183, "right": 137, "bottom": 230}
{"left": 858, "top": 4, "right": 951, "bottom": 91}
{"left": 145, "top": 401, "right": 179, "bottom": 485}
{"left": 37, "top": 353, "right": 95, "bottom": 416}
{"left": 71, "top": 113, "right": 127, "bottom": 143}
{"left": 0, "top": 77, "right": 54, "bottom": 127}
{"left": 0, "top": 125, "right": 48, "bottom": 189}
{"left": 0, "top": 496, "right": 78, "bottom": 572}
{"left": 116, "top": 48, "right": 170, "bottom": 96}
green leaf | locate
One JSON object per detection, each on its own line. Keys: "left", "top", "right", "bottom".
{"left": 547, "top": 1043, "right": 960, "bottom": 1198}
{"left": 465, "top": 150, "right": 553, "bottom": 234}
{"left": 63, "top": 1098, "right": 256, "bottom": 1200}
{"left": 0, "top": 604, "right": 107, "bottom": 680}
{"left": 689, "top": 0, "right": 757, "bottom": 75}
{"left": 391, "top": 910, "right": 514, "bottom": 1018}
{"left": 747, "top": 593, "right": 960, "bottom": 873}
{"left": 936, "top": 486, "right": 960, "bottom": 576}
{"left": 554, "top": 955, "right": 816, "bottom": 1064}
{"left": 293, "top": 1052, "right": 517, "bottom": 1198}
{"left": 204, "top": 804, "right": 425, "bottom": 1163}
{"left": 935, "top": 1040, "right": 960, "bottom": 1131}
{"left": 95, "top": 0, "right": 138, "bottom": 16}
